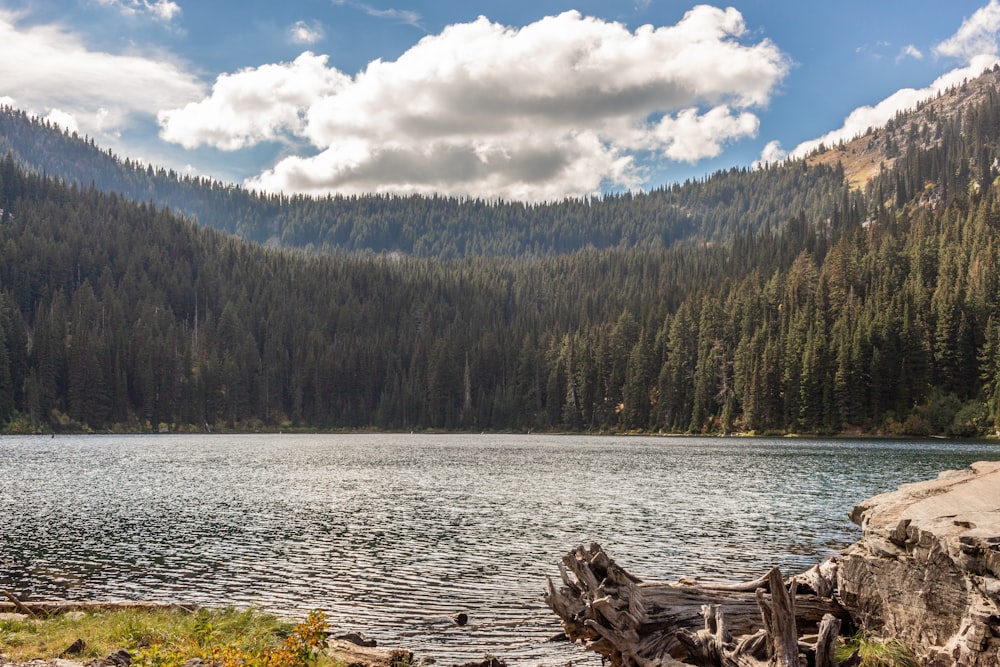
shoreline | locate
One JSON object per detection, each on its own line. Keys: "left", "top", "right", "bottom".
{"left": 0, "top": 603, "right": 523, "bottom": 667}
{"left": 3, "top": 426, "right": 997, "bottom": 440}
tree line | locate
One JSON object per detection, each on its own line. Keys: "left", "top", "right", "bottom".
{"left": 1, "top": 71, "right": 1000, "bottom": 434}
{"left": 0, "top": 104, "right": 850, "bottom": 257}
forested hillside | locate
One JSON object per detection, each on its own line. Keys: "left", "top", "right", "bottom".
{"left": 2, "top": 70, "right": 1000, "bottom": 435}
{"left": 0, "top": 104, "right": 852, "bottom": 257}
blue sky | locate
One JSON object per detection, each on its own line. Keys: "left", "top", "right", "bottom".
{"left": 1, "top": 1, "right": 999, "bottom": 201}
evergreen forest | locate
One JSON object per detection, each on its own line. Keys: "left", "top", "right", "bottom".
{"left": 2, "top": 70, "right": 1000, "bottom": 436}
{"left": 0, "top": 104, "right": 852, "bottom": 257}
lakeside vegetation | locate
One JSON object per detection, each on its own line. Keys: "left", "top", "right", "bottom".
{"left": 2, "top": 72, "right": 1000, "bottom": 436}
{"left": 0, "top": 607, "right": 919, "bottom": 667}
{"left": 0, "top": 607, "right": 336, "bottom": 667}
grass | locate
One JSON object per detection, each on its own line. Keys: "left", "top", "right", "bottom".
{"left": 0, "top": 607, "right": 340, "bottom": 667}
{"left": 836, "top": 632, "right": 918, "bottom": 667}
{"left": 804, "top": 136, "right": 896, "bottom": 191}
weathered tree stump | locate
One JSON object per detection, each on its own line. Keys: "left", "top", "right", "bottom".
{"left": 544, "top": 543, "right": 846, "bottom": 667}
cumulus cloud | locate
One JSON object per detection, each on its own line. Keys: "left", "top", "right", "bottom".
{"left": 96, "top": 0, "right": 182, "bottom": 22}
{"left": 288, "top": 20, "right": 323, "bottom": 45}
{"left": 755, "top": 139, "right": 787, "bottom": 168}
{"left": 0, "top": 10, "right": 203, "bottom": 139}
{"left": 158, "top": 52, "right": 350, "bottom": 150}
{"left": 44, "top": 108, "right": 80, "bottom": 134}
{"left": 160, "top": 8, "right": 788, "bottom": 201}
{"left": 934, "top": 0, "right": 1000, "bottom": 60}
{"left": 651, "top": 106, "right": 759, "bottom": 162}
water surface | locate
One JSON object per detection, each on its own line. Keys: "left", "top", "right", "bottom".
{"left": 1, "top": 434, "right": 997, "bottom": 664}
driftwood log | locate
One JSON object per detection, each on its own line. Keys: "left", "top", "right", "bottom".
{"left": 2, "top": 589, "right": 37, "bottom": 617}
{"left": 544, "top": 543, "right": 848, "bottom": 667}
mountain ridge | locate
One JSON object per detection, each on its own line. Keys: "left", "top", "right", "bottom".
{"left": 807, "top": 64, "right": 1000, "bottom": 189}
{"left": 8, "top": 66, "right": 1000, "bottom": 258}
{"left": 0, "top": 104, "right": 855, "bottom": 257}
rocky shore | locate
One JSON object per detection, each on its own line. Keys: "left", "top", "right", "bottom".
{"left": 838, "top": 460, "right": 1000, "bottom": 666}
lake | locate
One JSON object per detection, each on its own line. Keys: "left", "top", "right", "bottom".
{"left": 1, "top": 434, "right": 998, "bottom": 665}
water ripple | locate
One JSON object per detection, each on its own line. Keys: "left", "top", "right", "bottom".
{"left": 1, "top": 433, "right": 998, "bottom": 665}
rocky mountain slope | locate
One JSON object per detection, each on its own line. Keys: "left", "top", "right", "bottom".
{"left": 808, "top": 65, "right": 1000, "bottom": 189}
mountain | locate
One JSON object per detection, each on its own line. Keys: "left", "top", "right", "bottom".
{"left": 2, "top": 68, "right": 1000, "bottom": 435}
{"left": 807, "top": 64, "right": 1000, "bottom": 189}
{"left": 0, "top": 104, "right": 854, "bottom": 257}
{"left": 6, "top": 68, "right": 999, "bottom": 259}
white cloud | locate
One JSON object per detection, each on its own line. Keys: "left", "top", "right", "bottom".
{"left": 333, "top": 1, "right": 423, "bottom": 29}
{"left": 288, "top": 20, "right": 323, "bottom": 45}
{"left": 161, "top": 8, "right": 788, "bottom": 201}
{"left": 651, "top": 106, "right": 759, "bottom": 162}
{"left": 44, "top": 108, "right": 80, "bottom": 134}
{"left": 96, "top": 0, "right": 182, "bottom": 22}
{"left": 0, "top": 10, "right": 203, "bottom": 139}
{"left": 755, "top": 140, "right": 787, "bottom": 168}
{"left": 897, "top": 44, "right": 923, "bottom": 62}
{"left": 934, "top": 0, "right": 1000, "bottom": 60}
{"left": 148, "top": 0, "right": 181, "bottom": 22}
{"left": 158, "top": 52, "right": 350, "bottom": 150}
{"left": 95, "top": 0, "right": 135, "bottom": 16}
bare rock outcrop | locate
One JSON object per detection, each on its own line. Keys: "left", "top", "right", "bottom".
{"left": 838, "top": 460, "right": 1000, "bottom": 666}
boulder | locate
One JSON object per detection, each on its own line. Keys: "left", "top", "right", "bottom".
{"left": 838, "top": 460, "right": 1000, "bottom": 666}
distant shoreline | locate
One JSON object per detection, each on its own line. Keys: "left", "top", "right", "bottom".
{"left": 6, "top": 425, "right": 997, "bottom": 440}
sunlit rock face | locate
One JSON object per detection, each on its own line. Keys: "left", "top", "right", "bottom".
{"left": 838, "top": 461, "right": 1000, "bottom": 667}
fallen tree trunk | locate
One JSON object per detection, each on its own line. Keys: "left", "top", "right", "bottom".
{"left": 2, "top": 589, "right": 37, "bottom": 617}
{"left": 544, "top": 543, "right": 847, "bottom": 667}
